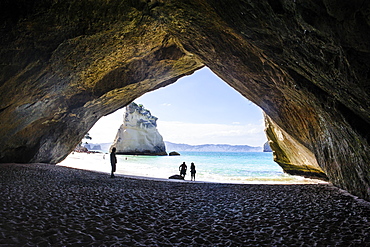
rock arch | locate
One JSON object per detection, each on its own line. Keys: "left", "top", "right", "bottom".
{"left": 1, "top": 0, "right": 369, "bottom": 200}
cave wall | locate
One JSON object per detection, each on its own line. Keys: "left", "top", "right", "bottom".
{"left": 156, "top": 0, "right": 370, "bottom": 199}
{"left": 0, "top": 0, "right": 203, "bottom": 163}
{"left": 264, "top": 114, "right": 328, "bottom": 180}
{"left": 1, "top": 0, "right": 370, "bottom": 200}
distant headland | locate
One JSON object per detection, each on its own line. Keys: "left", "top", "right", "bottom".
{"left": 164, "top": 142, "right": 263, "bottom": 153}
{"left": 82, "top": 141, "right": 271, "bottom": 154}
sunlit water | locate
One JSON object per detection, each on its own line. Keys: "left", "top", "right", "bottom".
{"left": 58, "top": 151, "right": 326, "bottom": 184}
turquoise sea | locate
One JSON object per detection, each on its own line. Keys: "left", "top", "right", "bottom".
{"left": 59, "top": 151, "right": 324, "bottom": 184}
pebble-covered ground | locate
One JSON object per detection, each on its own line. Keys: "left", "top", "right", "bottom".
{"left": 1, "top": 163, "right": 369, "bottom": 246}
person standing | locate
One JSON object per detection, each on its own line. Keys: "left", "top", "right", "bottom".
{"left": 110, "top": 147, "right": 117, "bottom": 178}
{"left": 179, "top": 162, "right": 187, "bottom": 178}
{"left": 190, "top": 162, "right": 196, "bottom": 181}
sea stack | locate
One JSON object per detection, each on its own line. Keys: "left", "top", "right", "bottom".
{"left": 111, "top": 103, "right": 167, "bottom": 156}
{"left": 263, "top": 142, "right": 272, "bottom": 152}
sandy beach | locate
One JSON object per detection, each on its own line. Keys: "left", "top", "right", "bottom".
{"left": 1, "top": 163, "right": 369, "bottom": 246}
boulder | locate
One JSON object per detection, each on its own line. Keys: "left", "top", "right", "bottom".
{"left": 169, "top": 151, "right": 181, "bottom": 156}
{"left": 169, "top": 175, "right": 184, "bottom": 180}
{"left": 74, "top": 146, "right": 88, "bottom": 153}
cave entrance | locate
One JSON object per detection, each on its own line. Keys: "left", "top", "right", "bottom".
{"left": 59, "top": 67, "right": 314, "bottom": 184}
{"left": 90, "top": 67, "right": 267, "bottom": 148}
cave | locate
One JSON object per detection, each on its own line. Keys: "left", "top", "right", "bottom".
{"left": 1, "top": 0, "right": 370, "bottom": 200}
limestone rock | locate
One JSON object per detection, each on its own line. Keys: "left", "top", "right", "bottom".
{"left": 265, "top": 115, "right": 328, "bottom": 180}
{"left": 263, "top": 142, "right": 272, "bottom": 152}
{"left": 111, "top": 103, "right": 167, "bottom": 156}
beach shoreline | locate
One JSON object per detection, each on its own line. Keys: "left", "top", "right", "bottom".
{"left": 1, "top": 163, "right": 369, "bottom": 246}
{"left": 59, "top": 152, "right": 328, "bottom": 185}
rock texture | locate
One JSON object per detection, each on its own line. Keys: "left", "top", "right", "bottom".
{"left": 265, "top": 115, "right": 328, "bottom": 180}
{"left": 111, "top": 102, "right": 166, "bottom": 155}
{"left": 0, "top": 0, "right": 203, "bottom": 163}
{"left": 0, "top": 0, "right": 370, "bottom": 200}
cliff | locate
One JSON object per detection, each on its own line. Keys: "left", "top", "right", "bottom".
{"left": 112, "top": 103, "right": 166, "bottom": 155}
{"left": 0, "top": 0, "right": 370, "bottom": 200}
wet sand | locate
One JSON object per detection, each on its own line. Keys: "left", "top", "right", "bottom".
{"left": 1, "top": 163, "right": 369, "bottom": 246}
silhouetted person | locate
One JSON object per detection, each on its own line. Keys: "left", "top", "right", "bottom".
{"left": 190, "top": 162, "right": 196, "bottom": 181}
{"left": 110, "top": 147, "right": 117, "bottom": 178}
{"left": 179, "top": 162, "right": 187, "bottom": 178}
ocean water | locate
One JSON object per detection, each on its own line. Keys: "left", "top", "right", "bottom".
{"left": 58, "top": 151, "right": 325, "bottom": 184}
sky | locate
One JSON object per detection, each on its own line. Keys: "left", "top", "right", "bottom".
{"left": 88, "top": 67, "right": 267, "bottom": 147}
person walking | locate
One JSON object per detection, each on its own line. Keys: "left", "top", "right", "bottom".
{"left": 179, "top": 162, "right": 187, "bottom": 178}
{"left": 110, "top": 147, "right": 117, "bottom": 178}
{"left": 190, "top": 162, "right": 196, "bottom": 181}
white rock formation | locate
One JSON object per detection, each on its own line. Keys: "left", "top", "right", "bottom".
{"left": 111, "top": 102, "right": 167, "bottom": 155}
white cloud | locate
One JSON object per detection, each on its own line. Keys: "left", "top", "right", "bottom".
{"left": 157, "top": 121, "right": 267, "bottom": 147}
{"left": 161, "top": 103, "right": 172, "bottom": 106}
{"left": 87, "top": 110, "right": 124, "bottom": 144}
{"left": 87, "top": 112, "right": 267, "bottom": 147}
